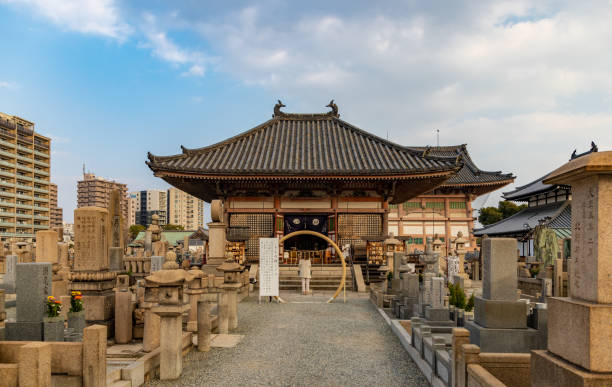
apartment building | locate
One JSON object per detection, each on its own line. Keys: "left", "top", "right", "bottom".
{"left": 77, "top": 172, "right": 128, "bottom": 221}
{"left": 0, "top": 113, "right": 51, "bottom": 242}
{"left": 50, "top": 182, "right": 63, "bottom": 228}
{"left": 167, "top": 187, "right": 204, "bottom": 230}
{"left": 128, "top": 189, "right": 167, "bottom": 226}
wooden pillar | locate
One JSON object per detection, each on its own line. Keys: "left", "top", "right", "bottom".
{"left": 382, "top": 199, "right": 389, "bottom": 237}
{"left": 445, "top": 197, "right": 451, "bottom": 254}
{"left": 466, "top": 194, "right": 475, "bottom": 248}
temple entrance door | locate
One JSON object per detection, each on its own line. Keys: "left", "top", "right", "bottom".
{"left": 279, "top": 230, "right": 346, "bottom": 303}
{"left": 283, "top": 214, "right": 329, "bottom": 264}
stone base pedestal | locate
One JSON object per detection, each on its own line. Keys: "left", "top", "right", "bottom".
{"left": 6, "top": 321, "right": 43, "bottom": 341}
{"left": 473, "top": 297, "right": 527, "bottom": 329}
{"left": 425, "top": 306, "right": 450, "bottom": 321}
{"left": 532, "top": 350, "right": 612, "bottom": 387}
{"left": 83, "top": 293, "right": 115, "bottom": 321}
{"left": 548, "top": 297, "right": 612, "bottom": 372}
{"left": 465, "top": 320, "right": 543, "bottom": 353}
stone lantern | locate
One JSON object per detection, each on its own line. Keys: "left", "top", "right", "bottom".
{"left": 145, "top": 250, "right": 195, "bottom": 380}
{"left": 216, "top": 256, "right": 243, "bottom": 333}
{"left": 454, "top": 231, "right": 468, "bottom": 278}
{"left": 420, "top": 237, "right": 440, "bottom": 275}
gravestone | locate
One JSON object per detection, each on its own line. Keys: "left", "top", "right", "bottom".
{"left": 74, "top": 207, "right": 109, "bottom": 272}
{"left": 447, "top": 257, "right": 459, "bottom": 283}
{"left": 108, "top": 189, "right": 124, "bottom": 250}
{"left": 35, "top": 230, "right": 58, "bottom": 264}
{"left": 466, "top": 238, "right": 542, "bottom": 353}
{"left": 1, "top": 255, "right": 17, "bottom": 292}
{"left": 424, "top": 276, "right": 450, "bottom": 321}
{"left": 70, "top": 207, "right": 116, "bottom": 337}
{"left": 6, "top": 263, "right": 52, "bottom": 341}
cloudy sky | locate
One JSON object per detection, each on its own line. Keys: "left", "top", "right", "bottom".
{"left": 0, "top": 0, "right": 610, "bottom": 222}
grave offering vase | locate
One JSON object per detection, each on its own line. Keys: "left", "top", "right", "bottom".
{"left": 67, "top": 310, "right": 86, "bottom": 336}
{"left": 43, "top": 316, "right": 65, "bottom": 342}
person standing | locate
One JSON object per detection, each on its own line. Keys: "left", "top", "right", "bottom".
{"left": 298, "top": 256, "right": 312, "bottom": 295}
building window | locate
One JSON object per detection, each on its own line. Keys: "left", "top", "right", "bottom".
{"left": 450, "top": 201, "right": 466, "bottom": 209}
{"left": 425, "top": 202, "right": 444, "bottom": 209}
{"left": 402, "top": 201, "right": 421, "bottom": 210}
{"left": 406, "top": 237, "right": 424, "bottom": 244}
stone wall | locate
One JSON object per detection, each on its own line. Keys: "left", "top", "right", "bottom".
{"left": 0, "top": 325, "right": 106, "bottom": 387}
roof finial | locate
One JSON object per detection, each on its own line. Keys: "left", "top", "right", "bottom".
{"left": 326, "top": 99, "right": 339, "bottom": 117}
{"left": 273, "top": 100, "right": 286, "bottom": 117}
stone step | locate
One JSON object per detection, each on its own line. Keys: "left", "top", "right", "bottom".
{"left": 107, "top": 380, "right": 131, "bottom": 387}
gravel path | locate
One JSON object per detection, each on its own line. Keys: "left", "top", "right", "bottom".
{"left": 147, "top": 292, "right": 428, "bottom": 386}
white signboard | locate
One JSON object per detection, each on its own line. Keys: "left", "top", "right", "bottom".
{"left": 259, "top": 238, "right": 279, "bottom": 297}
{"left": 447, "top": 256, "right": 460, "bottom": 284}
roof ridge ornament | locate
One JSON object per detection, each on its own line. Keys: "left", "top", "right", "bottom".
{"left": 326, "top": 99, "right": 339, "bottom": 117}
{"left": 422, "top": 146, "right": 431, "bottom": 157}
{"left": 570, "top": 141, "right": 598, "bottom": 160}
{"left": 273, "top": 100, "right": 286, "bottom": 117}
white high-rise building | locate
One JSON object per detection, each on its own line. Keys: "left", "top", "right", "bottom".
{"left": 167, "top": 187, "right": 204, "bottom": 230}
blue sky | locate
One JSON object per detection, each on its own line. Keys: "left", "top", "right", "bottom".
{"left": 0, "top": 0, "right": 611, "bottom": 222}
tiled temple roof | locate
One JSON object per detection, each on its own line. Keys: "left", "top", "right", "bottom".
{"left": 406, "top": 145, "right": 514, "bottom": 187}
{"left": 147, "top": 113, "right": 460, "bottom": 176}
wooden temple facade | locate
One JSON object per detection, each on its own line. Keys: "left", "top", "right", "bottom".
{"left": 147, "top": 102, "right": 513, "bottom": 264}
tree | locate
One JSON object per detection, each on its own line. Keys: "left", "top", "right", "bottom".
{"left": 162, "top": 224, "right": 185, "bottom": 231}
{"left": 498, "top": 201, "right": 527, "bottom": 219}
{"left": 129, "top": 224, "right": 146, "bottom": 240}
{"left": 478, "top": 200, "right": 526, "bottom": 226}
{"left": 478, "top": 207, "right": 503, "bottom": 225}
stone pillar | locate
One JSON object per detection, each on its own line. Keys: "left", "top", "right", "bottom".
{"left": 451, "top": 328, "right": 471, "bottom": 387}
{"left": 217, "top": 256, "right": 243, "bottom": 333}
{"left": 197, "top": 300, "right": 211, "bottom": 352}
{"left": 217, "top": 292, "right": 229, "bottom": 334}
{"left": 114, "top": 275, "right": 133, "bottom": 344}
{"left": 154, "top": 305, "right": 186, "bottom": 380}
{"left": 532, "top": 151, "right": 612, "bottom": 385}
{"left": 185, "top": 268, "right": 206, "bottom": 332}
{"left": 18, "top": 342, "right": 51, "bottom": 387}
{"left": 227, "top": 288, "right": 238, "bottom": 330}
{"left": 142, "top": 307, "right": 160, "bottom": 352}
{"left": 83, "top": 325, "right": 107, "bottom": 387}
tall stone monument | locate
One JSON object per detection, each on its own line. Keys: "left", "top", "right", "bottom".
{"left": 36, "top": 229, "right": 68, "bottom": 298}
{"left": 465, "top": 238, "right": 541, "bottom": 352}
{"left": 69, "top": 207, "right": 116, "bottom": 336}
{"left": 203, "top": 200, "right": 227, "bottom": 275}
{"left": 108, "top": 189, "right": 125, "bottom": 271}
{"left": 532, "top": 151, "right": 612, "bottom": 385}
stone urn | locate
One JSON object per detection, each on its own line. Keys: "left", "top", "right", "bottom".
{"left": 67, "top": 310, "right": 86, "bottom": 336}
{"left": 43, "top": 316, "right": 65, "bottom": 342}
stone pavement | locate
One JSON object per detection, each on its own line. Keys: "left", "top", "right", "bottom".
{"left": 147, "top": 291, "right": 427, "bottom": 386}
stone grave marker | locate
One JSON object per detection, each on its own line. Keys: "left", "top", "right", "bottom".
{"left": 6, "top": 262, "right": 52, "bottom": 341}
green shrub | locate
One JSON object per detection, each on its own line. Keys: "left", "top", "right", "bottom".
{"left": 465, "top": 293, "right": 475, "bottom": 312}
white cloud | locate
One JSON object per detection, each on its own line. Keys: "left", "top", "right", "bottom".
{"left": 191, "top": 1, "right": 612, "bottom": 209}
{"left": 1, "top": 0, "right": 130, "bottom": 40}
{"left": 0, "top": 81, "right": 18, "bottom": 90}
{"left": 141, "top": 12, "right": 208, "bottom": 77}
